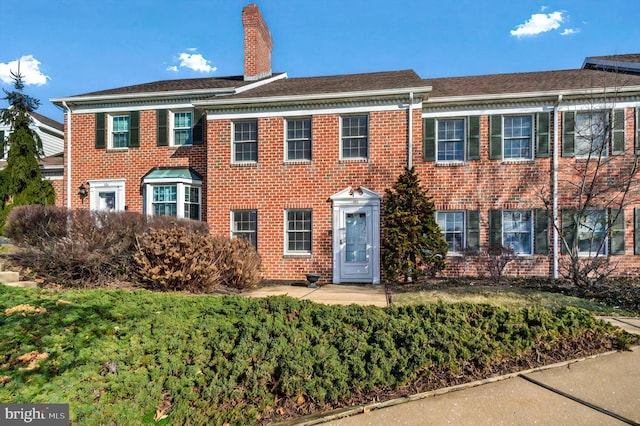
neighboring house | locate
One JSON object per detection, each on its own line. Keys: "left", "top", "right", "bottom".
{"left": 1, "top": 111, "right": 65, "bottom": 204}
{"left": 51, "top": 4, "right": 640, "bottom": 283}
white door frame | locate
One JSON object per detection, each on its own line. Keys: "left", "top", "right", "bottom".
{"left": 87, "top": 179, "right": 126, "bottom": 212}
{"left": 330, "top": 186, "right": 381, "bottom": 284}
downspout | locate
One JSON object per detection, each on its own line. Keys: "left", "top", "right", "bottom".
{"left": 408, "top": 92, "right": 414, "bottom": 169}
{"left": 62, "top": 101, "right": 72, "bottom": 209}
{"left": 552, "top": 94, "right": 562, "bottom": 279}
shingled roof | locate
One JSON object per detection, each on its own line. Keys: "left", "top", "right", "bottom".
{"left": 423, "top": 68, "right": 640, "bottom": 99}
{"left": 220, "top": 70, "right": 426, "bottom": 100}
{"left": 30, "top": 111, "right": 63, "bottom": 132}
{"left": 68, "top": 75, "right": 253, "bottom": 97}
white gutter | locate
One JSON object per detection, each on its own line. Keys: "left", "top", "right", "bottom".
{"left": 194, "top": 86, "right": 433, "bottom": 107}
{"left": 408, "top": 92, "right": 414, "bottom": 169}
{"left": 62, "top": 101, "right": 72, "bottom": 209}
{"left": 552, "top": 94, "right": 562, "bottom": 279}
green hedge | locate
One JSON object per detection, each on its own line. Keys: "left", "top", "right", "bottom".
{"left": 0, "top": 286, "right": 627, "bottom": 424}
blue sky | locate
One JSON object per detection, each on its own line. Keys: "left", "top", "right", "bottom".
{"left": 2, "top": 0, "right": 639, "bottom": 122}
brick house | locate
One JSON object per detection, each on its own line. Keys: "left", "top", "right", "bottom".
{"left": 52, "top": 4, "right": 640, "bottom": 283}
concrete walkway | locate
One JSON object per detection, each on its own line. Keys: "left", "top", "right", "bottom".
{"left": 244, "top": 285, "right": 640, "bottom": 426}
{"left": 244, "top": 284, "right": 389, "bottom": 307}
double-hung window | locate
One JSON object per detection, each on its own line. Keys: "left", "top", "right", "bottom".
{"left": 575, "top": 111, "right": 608, "bottom": 158}
{"left": 232, "top": 210, "right": 257, "bottom": 248}
{"left": 152, "top": 185, "right": 177, "bottom": 217}
{"left": 286, "top": 118, "right": 312, "bottom": 161}
{"left": 173, "top": 111, "right": 193, "bottom": 146}
{"left": 577, "top": 209, "right": 607, "bottom": 256}
{"left": 502, "top": 210, "right": 533, "bottom": 255}
{"left": 184, "top": 186, "right": 201, "bottom": 220}
{"left": 341, "top": 115, "right": 368, "bottom": 159}
{"left": 437, "top": 119, "right": 465, "bottom": 162}
{"left": 436, "top": 211, "right": 465, "bottom": 253}
{"left": 285, "top": 209, "right": 312, "bottom": 254}
{"left": 234, "top": 120, "right": 258, "bottom": 162}
{"left": 503, "top": 115, "right": 533, "bottom": 160}
{"left": 111, "top": 115, "right": 130, "bottom": 148}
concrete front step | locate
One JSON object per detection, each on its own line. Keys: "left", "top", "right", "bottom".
{"left": 0, "top": 271, "right": 20, "bottom": 283}
{"left": 2, "top": 281, "right": 38, "bottom": 289}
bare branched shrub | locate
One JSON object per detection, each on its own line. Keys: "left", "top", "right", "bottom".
{"left": 211, "top": 237, "right": 261, "bottom": 290}
{"left": 4, "top": 205, "right": 68, "bottom": 246}
{"left": 134, "top": 226, "right": 222, "bottom": 293}
{"left": 478, "top": 245, "right": 516, "bottom": 283}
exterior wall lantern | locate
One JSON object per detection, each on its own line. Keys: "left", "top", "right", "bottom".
{"left": 78, "top": 183, "right": 88, "bottom": 204}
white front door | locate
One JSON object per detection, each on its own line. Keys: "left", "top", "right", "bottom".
{"left": 339, "top": 207, "right": 373, "bottom": 282}
{"left": 331, "top": 186, "right": 381, "bottom": 284}
{"left": 88, "top": 179, "right": 126, "bottom": 212}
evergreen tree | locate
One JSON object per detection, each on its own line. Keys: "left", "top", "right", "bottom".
{"left": 0, "top": 71, "right": 55, "bottom": 232}
{"left": 382, "top": 167, "right": 447, "bottom": 281}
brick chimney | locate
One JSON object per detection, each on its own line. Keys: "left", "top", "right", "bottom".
{"left": 242, "top": 4, "right": 273, "bottom": 81}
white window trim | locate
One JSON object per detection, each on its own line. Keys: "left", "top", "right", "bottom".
{"left": 502, "top": 114, "right": 534, "bottom": 161}
{"left": 502, "top": 210, "right": 534, "bottom": 256}
{"left": 437, "top": 210, "right": 466, "bottom": 255}
{"left": 108, "top": 113, "right": 129, "bottom": 150}
{"left": 436, "top": 117, "right": 466, "bottom": 163}
{"left": 577, "top": 209, "right": 608, "bottom": 256}
{"left": 169, "top": 109, "right": 194, "bottom": 147}
{"left": 232, "top": 120, "right": 258, "bottom": 164}
{"left": 575, "top": 111, "right": 609, "bottom": 159}
{"left": 143, "top": 177, "right": 202, "bottom": 220}
{"left": 284, "top": 117, "right": 312, "bottom": 162}
{"left": 284, "top": 209, "right": 313, "bottom": 255}
{"left": 340, "top": 114, "right": 369, "bottom": 161}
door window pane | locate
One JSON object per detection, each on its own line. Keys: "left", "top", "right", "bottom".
{"left": 346, "top": 212, "right": 367, "bottom": 262}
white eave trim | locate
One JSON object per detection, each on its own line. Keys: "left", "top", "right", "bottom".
{"left": 426, "top": 85, "right": 640, "bottom": 105}
{"left": 51, "top": 87, "right": 237, "bottom": 105}
{"left": 195, "top": 86, "right": 432, "bottom": 107}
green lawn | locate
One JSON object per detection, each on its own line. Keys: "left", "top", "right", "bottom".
{"left": 0, "top": 285, "right": 630, "bottom": 424}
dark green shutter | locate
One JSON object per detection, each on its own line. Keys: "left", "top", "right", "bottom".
{"left": 610, "top": 208, "right": 625, "bottom": 255}
{"left": 466, "top": 210, "right": 480, "bottom": 253}
{"left": 423, "top": 118, "right": 435, "bottom": 161}
{"left": 535, "top": 208, "right": 549, "bottom": 254}
{"left": 467, "top": 116, "right": 480, "bottom": 160}
{"left": 157, "top": 109, "right": 168, "bottom": 146}
{"left": 489, "top": 115, "right": 502, "bottom": 160}
{"left": 95, "top": 113, "right": 105, "bottom": 149}
{"left": 635, "top": 208, "right": 640, "bottom": 255}
{"left": 562, "top": 111, "right": 575, "bottom": 157}
{"left": 561, "top": 208, "right": 576, "bottom": 254}
{"left": 612, "top": 109, "right": 625, "bottom": 155}
{"left": 129, "top": 111, "right": 140, "bottom": 148}
{"left": 193, "top": 109, "right": 204, "bottom": 145}
{"left": 0, "top": 130, "right": 5, "bottom": 155}
{"left": 536, "top": 112, "right": 550, "bottom": 158}
{"left": 488, "top": 209, "right": 502, "bottom": 247}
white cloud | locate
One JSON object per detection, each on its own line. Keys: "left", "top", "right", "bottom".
{"left": 510, "top": 11, "right": 564, "bottom": 37}
{"left": 541, "top": 5, "right": 548, "bottom": 11}
{"left": 0, "top": 55, "right": 50, "bottom": 86}
{"left": 167, "top": 49, "right": 217, "bottom": 74}
{"left": 561, "top": 28, "right": 579, "bottom": 36}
